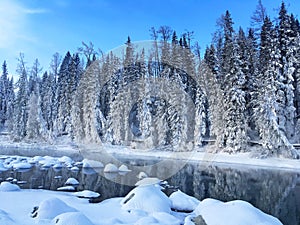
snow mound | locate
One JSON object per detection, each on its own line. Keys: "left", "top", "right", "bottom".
{"left": 0, "top": 182, "right": 20, "bottom": 192}
{"left": 71, "top": 166, "right": 79, "bottom": 171}
{"left": 57, "top": 186, "right": 76, "bottom": 191}
{"left": 82, "top": 159, "right": 104, "bottom": 168}
{"left": 73, "top": 190, "right": 100, "bottom": 198}
{"left": 137, "top": 171, "right": 148, "bottom": 179}
{"left": 0, "top": 209, "right": 16, "bottom": 225}
{"left": 135, "top": 177, "right": 161, "bottom": 187}
{"left": 53, "top": 212, "right": 94, "bottom": 225}
{"left": 194, "top": 198, "right": 283, "bottom": 225}
{"left": 104, "top": 163, "right": 118, "bottom": 173}
{"left": 121, "top": 185, "right": 171, "bottom": 213}
{"left": 53, "top": 163, "right": 63, "bottom": 170}
{"left": 12, "top": 162, "right": 32, "bottom": 170}
{"left": 169, "top": 190, "right": 200, "bottom": 211}
{"left": 65, "top": 178, "right": 79, "bottom": 186}
{"left": 118, "top": 164, "right": 131, "bottom": 172}
{"left": 34, "top": 197, "right": 77, "bottom": 220}
{"left": 58, "top": 156, "right": 73, "bottom": 165}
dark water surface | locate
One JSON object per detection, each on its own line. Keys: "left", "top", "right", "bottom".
{"left": 0, "top": 155, "right": 299, "bottom": 225}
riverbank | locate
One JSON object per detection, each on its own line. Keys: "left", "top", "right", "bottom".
{"left": 0, "top": 134, "right": 299, "bottom": 171}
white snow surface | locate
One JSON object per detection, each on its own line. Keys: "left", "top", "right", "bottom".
{"left": 73, "top": 190, "right": 100, "bottom": 198}
{"left": 135, "top": 177, "right": 162, "bottom": 186}
{"left": 0, "top": 185, "right": 283, "bottom": 225}
{"left": 121, "top": 185, "right": 172, "bottom": 213}
{"left": 65, "top": 178, "right": 79, "bottom": 186}
{"left": 53, "top": 212, "right": 94, "bottom": 225}
{"left": 169, "top": 190, "right": 200, "bottom": 211}
{"left": 0, "top": 182, "right": 21, "bottom": 192}
{"left": 82, "top": 159, "right": 104, "bottom": 168}
{"left": 103, "top": 163, "right": 119, "bottom": 173}
{"left": 118, "top": 164, "right": 131, "bottom": 172}
{"left": 34, "top": 197, "right": 77, "bottom": 220}
{"left": 194, "top": 198, "right": 283, "bottom": 225}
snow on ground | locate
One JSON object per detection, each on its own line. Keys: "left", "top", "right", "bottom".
{"left": 194, "top": 198, "right": 283, "bottom": 225}
{"left": 103, "top": 163, "right": 119, "bottom": 173}
{"left": 0, "top": 134, "right": 299, "bottom": 171}
{"left": 169, "top": 190, "right": 200, "bottom": 211}
{"left": 73, "top": 190, "right": 100, "bottom": 198}
{"left": 0, "top": 181, "right": 283, "bottom": 225}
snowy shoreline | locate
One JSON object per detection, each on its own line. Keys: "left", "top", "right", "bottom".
{"left": 0, "top": 136, "right": 300, "bottom": 171}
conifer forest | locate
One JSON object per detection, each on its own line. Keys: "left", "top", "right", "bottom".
{"left": 1, "top": 2, "right": 300, "bottom": 159}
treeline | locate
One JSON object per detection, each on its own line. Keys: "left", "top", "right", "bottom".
{"left": 1, "top": 1, "right": 300, "bottom": 158}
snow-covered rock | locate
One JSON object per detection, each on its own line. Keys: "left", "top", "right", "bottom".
{"left": 82, "top": 159, "right": 104, "bottom": 168}
{"left": 12, "top": 162, "right": 32, "bottom": 170}
{"left": 65, "top": 178, "right": 79, "bottom": 186}
{"left": 121, "top": 185, "right": 172, "bottom": 213}
{"left": 71, "top": 166, "right": 80, "bottom": 171}
{"left": 57, "top": 186, "right": 76, "bottom": 191}
{"left": 58, "top": 156, "right": 73, "bottom": 165}
{"left": 118, "top": 164, "right": 131, "bottom": 172}
{"left": 137, "top": 171, "right": 148, "bottom": 179}
{"left": 104, "top": 163, "right": 118, "bottom": 173}
{"left": 73, "top": 190, "right": 100, "bottom": 198}
{"left": 53, "top": 212, "right": 94, "bottom": 225}
{"left": 194, "top": 198, "right": 283, "bottom": 225}
{"left": 53, "top": 163, "right": 63, "bottom": 170}
{"left": 0, "top": 182, "right": 20, "bottom": 192}
{"left": 169, "top": 190, "right": 200, "bottom": 211}
{"left": 34, "top": 197, "right": 77, "bottom": 220}
{"left": 135, "top": 177, "right": 162, "bottom": 187}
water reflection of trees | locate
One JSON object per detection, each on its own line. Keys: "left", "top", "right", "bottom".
{"left": 167, "top": 163, "right": 300, "bottom": 225}
{"left": 0, "top": 160, "right": 299, "bottom": 225}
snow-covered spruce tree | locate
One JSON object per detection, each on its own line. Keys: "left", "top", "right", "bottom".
{"left": 80, "top": 61, "right": 102, "bottom": 143}
{"left": 219, "top": 11, "right": 248, "bottom": 152}
{"left": 55, "top": 52, "right": 72, "bottom": 136}
{"left": 0, "top": 61, "right": 10, "bottom": 128}
{"left": 254, "top": 17, "right": 298, "bottom": 158}
{"left": 244, "top": 28, "right": 259, "bottom": 130}
{"left": 223, "top": 37, "right": 248, "bottom": 152}
{"left": 40, "top": 72, "right": 56, "bottom": 135}
{"left": 28, "top": 59, "right": 42, "bottom": 95}
{"left": 194, "top": 85, "right": 207, "bottom": 146}
{"left": 290, "top": 15, "right": 300, "bottom": 118}
{"left": 5, "top": 78, "right": 14, "bottom": 132}
{"left": 26, "top": 91, "right": 48, "bottom": 140}
{"left": 13, "top": 54, "right": 29, "bottom": 140}
{"left": 277, "top": 2, "right": 296, "bottom": 140}
{"left": 203, "top": 45, "right": 225, "bottom": 148}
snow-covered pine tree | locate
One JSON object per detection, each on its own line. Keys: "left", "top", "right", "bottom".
{"left": 0, "top": 61, "right": 10, "bottom": 128}
{"left": 219, "top": 11, "right": 248, "bottom": 152}
{"left": 277, "top": 2, "right": 296, "bottom": 140}
{"left": 13, "top": 54, "right": 29, "bottom": 140}
{"left": 40, "top": 72, "right": 55, "bottom": 133}
{"left": 26, "top": 91, "right": 48, "bottom": 140}
{"left": 29, "top": 59, "right": 42, "bottom": 94}
{"left": 55, "top": 52, "right": 72, "bottom": 136}
{"left": 254, "top": 17, "right": 298, "bottom": 158}
{"left": 6, "top": 78, "right": 14, "bottom": 132}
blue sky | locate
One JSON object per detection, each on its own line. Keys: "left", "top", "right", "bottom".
{"left": 1, "top": 0, "right": 300, "bottom": 76}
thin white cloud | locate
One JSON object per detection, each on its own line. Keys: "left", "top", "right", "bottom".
{"left": 0, "top": 0, "right": 48, "bottom": 49}
{"left": 23, "top": 8, "right": 49, "bottom": 14}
